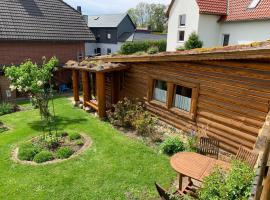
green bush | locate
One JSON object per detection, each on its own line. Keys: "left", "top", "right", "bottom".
{"left": 56, "top": 147, "right": 74, "bottom": 159}
{"left": 56, "top": 132, "right": 68, "bottom": 138}
{"left": 45, "top": 137, "right": 60, "bottom": 150}
{"left": 184, "top": 32, "right": 203, "bottom": 50}
{"left": 120, "top": 40, "right": 166, "bottom": 55}
{"left": 134, "top": 112, "right": 157, "bottom": 137}
{"left": 33, "top": 151, "right": 54, "bottom": 163}
{"left": 147, "top": 46, "right": 159, "bottom": 54}
{"left": 0, "top": 102, "right": 14, "bottom": 116}
{"left": 75, "top": 139, "right": 84, "bottom": 146}
{"left": 69, "top": 133, "right": 81, "bottom": 140}
{"left": 160, "top": 137, "right": 185, "bottom": 155}
{"left": 198, "top": 160, "right": 255, "bottom": 200}
{"left": 18, "top": 143, "right": 40, "bottom": 161}
{"left": 184, "top": 135, "right": 198, "bottom": 152}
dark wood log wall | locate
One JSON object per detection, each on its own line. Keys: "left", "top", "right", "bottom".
{"left": 121, "top": 60, "right": 270, "bottom": 153}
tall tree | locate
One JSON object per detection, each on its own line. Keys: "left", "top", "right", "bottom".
{"left": 128, "top": 2, "right": 167, "bottom": 32}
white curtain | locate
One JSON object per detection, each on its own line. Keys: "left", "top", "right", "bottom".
{"left": 154, "top": 88, "right": 167, "bottom": 103}
{"left": 174, "top": 94, "right": 191, "bottom": 112}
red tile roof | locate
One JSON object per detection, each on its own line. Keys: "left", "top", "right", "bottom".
{"left": 166, "top": 0, "right": 270, "bottom": 21}
{"left": 225, "top": 0, "right": 270, "bottom": 21}
{"left": 197, "top": 0, "right": 227, "bottom": 15}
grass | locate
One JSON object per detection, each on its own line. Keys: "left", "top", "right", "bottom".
{"left": 0, "top": 97, "right": 175, "bottom": 200}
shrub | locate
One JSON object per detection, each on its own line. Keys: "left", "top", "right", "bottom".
{"left": 18, "top": 143, "right": 40, "bottom": 161}
{"left": 185, "top": 135, "right": 198, "bottom": 152}
{"left": 120, "top": 40, "right": 166, "bottom": 55}
{"left": 184, "top": 32, "right": 203, "bottom": 50}
{"left": 56, "top": 132, "right": 68, "bottom": 138}
{"left": 0, "top": 102, "right": 14, "bottom": 116}
{"left": 75, "top": 139, "right": 84, "bottom": 146}
{"left": 69, "top": 133, "right": 81, "bottom": 140}
{"left": 33, "top": 151, "right": 54, "bottom": 163}
{"left": 147, "top": 46, "right": 159, "bottom": 54}
{"left": 134, "top": 112, "right": 157, "bottom": 137}
{"left": 56, "top": 147, "right": 74, "bottom": 159}
{"left": 198, "top": 160, "right": 255, "bottom": 200}
{"left": 160, "top": 137, "right": 185, "bottom": 155}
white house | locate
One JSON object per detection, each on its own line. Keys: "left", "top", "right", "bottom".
{"left": 166, "top": 0, "right": 270, "bottom": 51}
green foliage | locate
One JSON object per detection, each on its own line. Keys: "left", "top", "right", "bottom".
{"left": 0, "top": 102, "right": 14, "bottom": 116}
{"left": 18, "top": 143, "right": 41, "bottom": 161}
{"left": 198, "top": 160, "right": 255, "bottom": 200}
{"left": 184, "top": 32, "right": 203, "bottom": 50}
{"left": 147, "top": 46, "right": 159, "bottom": 54}
{"left": 5, "top": 57, "right": 59, "bottom": 136}
{"left": 69, "top": 133, "right": 81, "bottom": 140}
{"left": 134, "top": 111, "right": 157, "bottom": 137}
{"left": 120, "top": 40, "right": 166, "bottom": 55}
{"left": 75, "top": 139, "right": 84, "bottom": 146}
{"left": 160, "top": 137, "right": 185, "bottom": 155}
{"left": 56, "top": 147, "right": 74, "bottom": 159}
{"left": 185, "top": 135, "right": 198, "bottom": 152}
{"left": 33, "top": 151, "right": 54, "bottom": 163}
{"left": 55, "top": 132, "right": 68, "bottom": 138}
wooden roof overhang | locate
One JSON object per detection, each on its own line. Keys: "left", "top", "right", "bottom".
{"left": 87, "top": 45, "right": 270, "bottom": 64}
{"left": 64, "top": 60, "right": 130, "bottom": 73}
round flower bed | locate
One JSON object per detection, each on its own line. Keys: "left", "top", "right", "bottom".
{"left": 12, "top": 132, "right": 91, "bottom": 165}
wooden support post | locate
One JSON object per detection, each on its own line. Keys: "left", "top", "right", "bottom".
{"left": 96, "top": 72, "right": 106, "bottom": 118}
{"left": 82, "top": 71, "right": 90, "bottom": 106}
{"left": 167, "top": 82, "right": 174, "bottom": 108}
{"left": 111, "top": 72, "right": 120, "bottom": 105}
{"left": 72, "top": 70, "right": 79, "bottom": 102}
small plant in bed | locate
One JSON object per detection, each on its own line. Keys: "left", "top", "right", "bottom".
{"left": 17, "top": 132, "right": 84, "bottom": 164}
{"left": 160, "top": 137, "right": 185, "bottom": 155}
{"left": 56, "top": 147, "right": 74, "bottom": 159}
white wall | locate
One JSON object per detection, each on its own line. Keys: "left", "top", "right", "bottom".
{"left": 219, "top": 21, "right": 270, "bottom": 46}
{"left": 167, "top": 0, "right": 200, "bottom": 51}
{"left": 198, "top": 14, "right": 221, "bottom": 47}
{"left": 85, "top": 42, "right": 122, "bottom": 56}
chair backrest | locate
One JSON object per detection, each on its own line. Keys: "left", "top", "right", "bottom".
{"left": 199, "top": 137, "right": 220, "bottom": 159}
{"left": 155, "top": 182, "right": 171, "bottom": 200}
{"left": 236, "top": 146, "right": 259, "bottom": 168}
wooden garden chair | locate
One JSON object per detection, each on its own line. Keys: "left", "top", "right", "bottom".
{"left": 236, "top": 146, "right": 259, "bottom": 168}
{"left": 198, "top": 137, "right": 220, "bottom": 159}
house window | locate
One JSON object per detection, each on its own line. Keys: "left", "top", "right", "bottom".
{"left": 178, "top": 31, "right": 185, "bottom": 42}
{"left": 107, "top": 33, "right": 111, "bottom": 39}
{"left": 179, "top": 14, "right": 186, "bottom": 26}
{"left": 153, "top": 80, "right": 167, "bottom": 103}
{"left": 173, "top": 85, "right": 192, "bottom": 112}
{"left": 107, "top": 48, "right": 112, "bottom": 55}
{"left": 223, "top": 34, "right": 230, "bottom": 46}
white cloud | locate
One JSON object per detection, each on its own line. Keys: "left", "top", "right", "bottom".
{"left": 63, "top": 0, "right": 171, "bottom": 15}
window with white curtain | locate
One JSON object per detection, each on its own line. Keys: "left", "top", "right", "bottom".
{"left": 153, "top": 80, "right": 167, "bottom": 103}
{"left": 173, "top": 85, "right": 192, "bottom": 112}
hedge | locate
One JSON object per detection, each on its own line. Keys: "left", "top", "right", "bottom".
{"left": 120, "top": 40, "right": 167, "bottom": 55}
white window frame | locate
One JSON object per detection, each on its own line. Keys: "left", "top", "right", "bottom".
{"left": 178, "top": 30, "right": 185, "bottom": 42}
{"left": 179, "top": 14, "right": 186, "bottom": 27}
{"left": 107, "top": 33, "right": 111, "bottom": 39}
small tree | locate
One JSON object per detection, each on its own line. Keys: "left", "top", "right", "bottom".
{"left": 184, "top": 32, "right": 203, "bottom": 50}
{"left": 5, "top": 57, "right": 59, "bottom": 136}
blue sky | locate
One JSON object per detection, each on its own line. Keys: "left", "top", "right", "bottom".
{"left": 63, "top": 0, "right": 171, "bottom": 15}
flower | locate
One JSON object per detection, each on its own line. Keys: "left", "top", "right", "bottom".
{"left": 37, "top": 81, "right": 43, "bottom": 86}
{"left": 9, "top": 85, "right": 16, "bottom": 91}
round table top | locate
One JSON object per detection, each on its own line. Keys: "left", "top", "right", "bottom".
{"left": 170, "top": 152, "right": 231, "bottom": 181}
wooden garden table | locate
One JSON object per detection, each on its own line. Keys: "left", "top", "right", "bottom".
{"left": 170, "top": 152, "right": 231, "bottom": 192}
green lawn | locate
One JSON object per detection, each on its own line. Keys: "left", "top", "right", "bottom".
{"left": 0, "top": 97, "right": 175, "bottom": 200}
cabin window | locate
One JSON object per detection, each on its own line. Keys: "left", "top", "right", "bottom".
{"left": 107, "top": 33, "right": 111, "bottom": 39}
{"left": 179, "top": 14, "right": 186, "bottom": 26}
{"left": 173, "top": 85, "right": 192, "bottom": 112}
{"left": 178, "top": 31, "right": 185, "bottom": 42}
{"left": 223, "top": 34, "right": 230, "bottom": 46}
{"left": 153, "top": 80, "right": 167, "bottom": 103}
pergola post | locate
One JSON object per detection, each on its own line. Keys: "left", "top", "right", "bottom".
{"left": 82, "top": 71, "right": 90, "bottom": 106}
{"left": 96, "top": 72, "right": 106, "bottom": 118}
{"left": 72, "top": 70, "right": 80, "bottom": 103}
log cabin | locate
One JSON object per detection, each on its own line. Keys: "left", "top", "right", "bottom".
{"left": 65, "top": 42, "right": 270, "bottom": 155}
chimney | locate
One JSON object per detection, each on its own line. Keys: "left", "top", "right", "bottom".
{"left": 77, "top": 6, "right": 82, "bottom": 14}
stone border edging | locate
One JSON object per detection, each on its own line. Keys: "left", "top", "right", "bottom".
{"left": 11, "top": 133, "right": 92, "bottom": 166}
